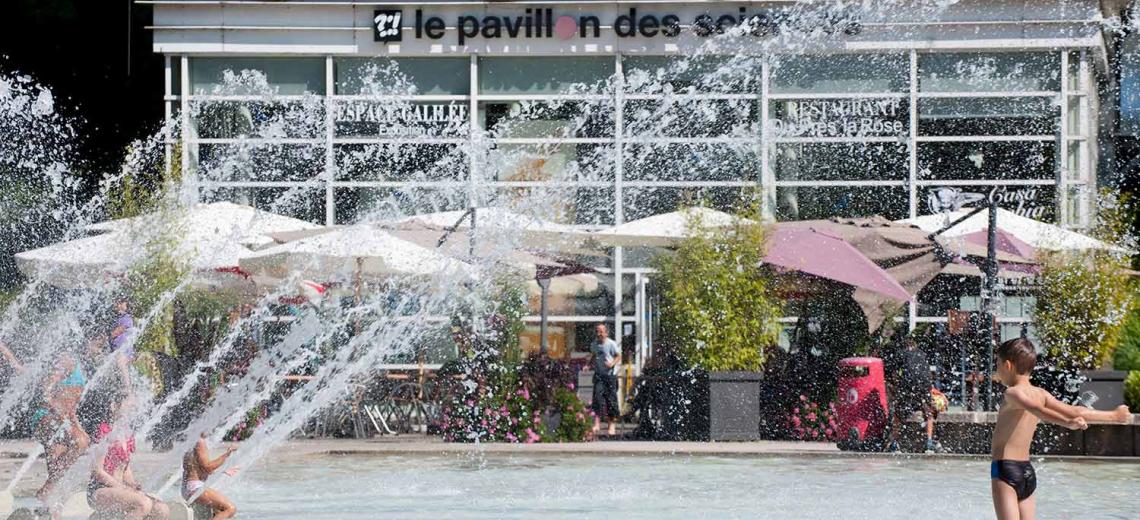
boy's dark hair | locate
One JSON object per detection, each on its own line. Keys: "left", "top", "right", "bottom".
{"left": 997, "top": 338, "right": 1037, "bottom": 375}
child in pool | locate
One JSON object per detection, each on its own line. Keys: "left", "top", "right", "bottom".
{"left": 181, "top": 433, "right": 239, "bottom": 519}
{"left": 990, "top": 338, "right": 1131, "bottom": 520}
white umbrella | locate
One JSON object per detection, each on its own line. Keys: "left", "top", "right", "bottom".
{"left": 14, "top": 202, "right": 319, "bottom": 289}
{"left": 591, "top": 207, "right": 758, "bottom": 248}
{"left": 900, "top": 208, "right": 1131, "bottom": 254}
{"left": 238, "top": 225, "right": 475, "bottom": 282}
{"left": 386, "top": 206, "right": 597, "bottom": 253}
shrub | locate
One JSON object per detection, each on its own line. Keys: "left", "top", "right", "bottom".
{"left": 1113, "top": 309, "right": 1140, "bottom": 371}
{"left": 1033, "top": 250, "right": 1134, "bottom": 371}
{"left": 652, "top": 206, "right": 782, "bottom": 372}
{"left": 1124, "top": 371, "right": 1140, "bottom": 411}
{"left": 786, "top": 395, "right": 840, "bottom": 442}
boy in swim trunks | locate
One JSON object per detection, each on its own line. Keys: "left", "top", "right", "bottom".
{"left": 991, "top": 338, "right": 1131, "bottom": 520}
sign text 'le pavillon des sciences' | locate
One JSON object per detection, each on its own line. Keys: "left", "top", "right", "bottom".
{"left": 374, "top": 7, "right": 861, "bottom": 44}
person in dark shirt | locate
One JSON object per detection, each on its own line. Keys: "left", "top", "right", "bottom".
{"left": 886, "top": 338, "right": 940, "bottom": 453}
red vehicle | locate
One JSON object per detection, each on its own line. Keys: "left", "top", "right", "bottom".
{"left": 835, "top": 357, "right": 889, "bottom": 451}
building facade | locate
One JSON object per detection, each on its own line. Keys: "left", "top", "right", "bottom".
{"left": 147, "top": 0, "right": 1130, "bottom": 360}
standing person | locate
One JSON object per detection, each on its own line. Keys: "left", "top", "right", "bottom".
{"left": 110, "top": 298, "right": 136, "bottom": 363}
{"left": 990, "top": 338, "right": 1130, "bottom": 520}
{"left": 887, "top": 338, "right": 940, "bottom": 453}
{"left": 589, "top": 323, "right": 621, "bottom": 437}
{"left": 181, "top": 433, "right": 239, "bottom": 519}
{"left": 33, "top": 349, "right": 92, "bottom": 512}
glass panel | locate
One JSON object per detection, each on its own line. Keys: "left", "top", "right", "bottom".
{"left": 1000, "top": 323, "right": 1037, "bottom": 344}
{"left": 1065, "top": 97, "right": 1083, "bottom": 136}
{"left": 334, "top": 58, "right": 470, "bottom": 95}
{"left": 620, "top": 274, "right": 637, "bottom": 315}
{"left": 773, "top": 143, "right": 907, "bottom": 181}
{"left": 917, "top": 141, "right": 1055, "bottom": 181}
{"left": 1120, "top": 42, "right": 1140, "bottom": 136}
{"left": 332, "top": 187, "right": 469, "bottom": 225}
{"left": 334, "top": 144, "right": 466, "bottom": 182}
{"left": 621, "top": 186, "right": 753, "bottom": 222}
{"left": 623, "top": 55, "right": 761, "bottom": 94}
{"left": 770, "top": 53, "right": 908, "bottom": 94}
{"left": 918, "top": 52, "right": 1060, "bottom": 92}
{"left": 479, "top": 57, "right": 613, "bottom": 94}
{"left": 916, "top": 274, "right": 979, "bottom": 318}
{"left": 482, "top": 101, "right": 614, "bottom": 138}
{"left": 624, "top": 143, "right": 759, "bottom": 182}
{"left": 1066, "top": 52, "right": 1080, "bottom": 91}
{"left": 333, "top": 100, "right": 469, "bottom": 138}
{"left": 622, "top": 246, "right": 668, "bottom": 269}
{"left": 768, "top": 98, "right": 907, "bottom": 139}
{"left": 1064, "top": 185, "right": 1087, "bottom": 226}
{"left": 624, "top": 99, "right": 760, "bottom": 138}
{"left": 775, "top": 186, "right": 908, "bottom": 221}
{"left": 1065, "top": 141, "right": 1082, "bottom": 181}
{"left": 918, "top": 97, "right": 1057, "bottom": 136}
{"left": 171, "top": 59, "right": 181, "bottom": 96}
{"left": 524, "top": 273, "right": 613, "bottom": 318}
{"left": 490, "top": 187, "right": 614, "bottom": 226}
{"left": 198, "top": 144, "right": 325, "bottom": 183}
{"left": 520, "top": 321, "right": 612, "bottom": 358}
{"left": 381, "top": 325, "right": 456, "bottom": 364}
{"left": 490, "top": 144, "right": 615, "bottom": 182}
{"left": 918, "top": 185, "right": 1056, "bottom": 222}
{"left": 191, "top": 100, "right": 325, "bottom": 139}
{"left": 190, "top": 57, "right": 326, "bottom": 95}
{"left": 201, "top": 187, "right": 325, "bottom": 224}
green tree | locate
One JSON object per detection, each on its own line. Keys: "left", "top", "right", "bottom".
{"left": 1034, "top": 251, "right": 1134, "bottom": 371}
{"left": 652, "top": 207, "right": 782, "bottom": 372}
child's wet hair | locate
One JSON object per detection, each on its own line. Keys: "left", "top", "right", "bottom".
{"left": 997, "top": 337, "right": 1037, "bottom": 375}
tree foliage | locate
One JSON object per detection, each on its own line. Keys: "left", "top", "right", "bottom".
{"left": 1034, "top": 251, "right": 1134, "bottom": 371}
{"left": 653, "top": 208, "right": 782, "bottom": 372}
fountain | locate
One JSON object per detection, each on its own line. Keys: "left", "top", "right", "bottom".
{"left": 1, "top": 0, "right": 1138, "bottom": 518}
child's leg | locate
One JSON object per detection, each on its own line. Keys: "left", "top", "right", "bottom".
{"left": 1018, "top": 494, "right": 1036, "bottom": 520}
{"left": 991, "top": 479, "right": 1021, "bottom": 520}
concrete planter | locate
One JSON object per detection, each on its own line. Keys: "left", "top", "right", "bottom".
{"left": 1078, "top": 370, "right": 1129, "bottom": 410}
{"left": 708, "top": 371, "right": 763, "bottom": 441}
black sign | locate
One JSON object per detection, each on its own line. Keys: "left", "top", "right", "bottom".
{"left": 373, "top": 10, "right": 403, "bottom": 42}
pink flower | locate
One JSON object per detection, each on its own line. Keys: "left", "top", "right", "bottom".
{"left": 825, "top": 428, "right": 833, "bottom": 437}
{"left": 465, "top": 400, "right": 474, "bottom": 407}
{"left": 500, "top": 405, "right": 508, "bottom": 414}
{"left": 506, "top": 432, "right": 518, "bottom": 442}
{"left": 799, "top": 395, "right": 807, "bottom": 402}
{"left": 806, "top": 412, "right": 817, "bottom": 422}
{"left": 525, "top": 428, "right": 540, "bottom": 443}
{"left": 568, "top": 382, "right": 575, "bottom": 390}
{"left": 793, "top": 407, "right": 800, "bottom": 414}
{"left": 794, "top": 427, "right": 805, "bottom": 437}
{"left": 791, "top": 416, "right": 801, "bottom": 427}
{"left": 523, "top": 387, "right": 531, "bottom": 400}
{"left": 810, "top": 430, "right": 819, "bottom": 439}
{"left": 576, "top": 413, "right": 584, "bottom": 420}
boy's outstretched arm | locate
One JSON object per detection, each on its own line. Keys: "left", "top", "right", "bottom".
{"left": 1041, "top": 391, "right": 1131, "bottom": 424}
{"left": 1006, "top": 387, "right": 1088, "bottom": 430}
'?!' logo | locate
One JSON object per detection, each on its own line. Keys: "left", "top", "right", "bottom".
{"left": 374, "top": 10, "right": 403, "bottom": 42}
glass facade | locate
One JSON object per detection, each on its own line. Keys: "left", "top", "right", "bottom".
{"left": 167, "top": 48, "right": 1102, "bottom": 349}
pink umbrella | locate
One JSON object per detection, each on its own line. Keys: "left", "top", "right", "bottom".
{"left": 764, "top": 227, "right": 912, "bottom": 301}
{"left": 960, "top": 228, "right": 1036, "bottom": 259}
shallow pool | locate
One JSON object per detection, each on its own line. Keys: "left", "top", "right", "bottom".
{"left": 223, "top": 453, "right": 1140, "bottom": 519}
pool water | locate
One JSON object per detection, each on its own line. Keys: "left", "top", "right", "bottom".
{"left": 225, "top": 454, "right": 1140, "bottom": 519}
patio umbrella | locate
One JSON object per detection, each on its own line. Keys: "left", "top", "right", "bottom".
{"left": 14, "top": 202, "right": 318, "bottom": 289}
{"left": 386, "top": 206, "right": 595, "bottom": 253}
{"left": 764, "top": 227, "right": 911, "bottom": 302}
{"left": 590, "top": 207, "right": 757, "bottom": 248}
{"left": 238, "top": 225, "right": 474, "bottom": 283}
{"left": 901, "top": 208, "right": 1131, "bottom": 254}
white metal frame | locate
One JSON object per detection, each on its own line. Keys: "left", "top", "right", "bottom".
{"left": 164, "top": 48, "right": 1099, "bottom": 345}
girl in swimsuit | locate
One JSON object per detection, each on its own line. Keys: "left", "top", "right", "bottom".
{"left": 33, "top": 351, "right": 92, "bottom": 510}
{"left": 88, "top": 399, "right": 169, "bottom": 520}
{"left": 181, "top": 433, "right": 238, "bottom": 519}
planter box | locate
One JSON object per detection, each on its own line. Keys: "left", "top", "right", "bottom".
{"left": 708, "top": 371, "right": 763, "bottom": 441}
{"left": 1078, "top": 370, "right": 1128, "bottom": 410}
{"left": 1084, "top": 425, "right": 1135, "bottom": 456}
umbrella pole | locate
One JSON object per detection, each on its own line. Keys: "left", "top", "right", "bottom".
{"left": 538, "top": 277, "right": 551, "bottom": 356}
{"left": 354, "top": 258, "right": 363, "bottom": 337}
{"left": 982, "top": 195, "right": 999, "bottom": 412}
